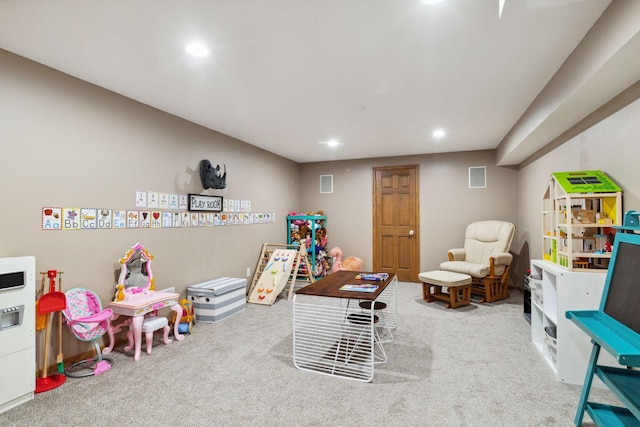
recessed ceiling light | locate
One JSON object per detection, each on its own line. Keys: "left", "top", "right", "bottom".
{"left": 186, "top": 42, "right": 209, "bottom": 57}
{"left": 432, "top": 129, "right": 446, "bottom": 138}
{"left": 421, "top": 0, "right": 446, "bottom": 5}
{"left": 318, "top": 139, "right": 342, "bottom": 147}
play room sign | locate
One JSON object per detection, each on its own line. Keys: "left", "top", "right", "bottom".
{"left": 187, "top": 194, "right": 223, "bottom": 212}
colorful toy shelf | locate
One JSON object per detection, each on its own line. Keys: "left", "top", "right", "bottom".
{"left": 542, "top": 170, "right": 622, "bottom": 271}
{"left": 287, "top": 214, "right": 329, "bottom": 278}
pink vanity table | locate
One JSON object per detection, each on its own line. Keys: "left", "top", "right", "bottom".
{"left": 109, "top": 243, "right": 184, "bottom": 361}
{"left": 109, "top": 290, "right": 183, "bottom": 361}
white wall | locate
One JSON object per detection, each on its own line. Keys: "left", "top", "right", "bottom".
{"left": 0, "top": 49, "right": 300, "bottom": 306}
{"left": 517, "top": 97, "right": 640, "bottom": 269}
{"left": 299, "top": 150, "right": 518, "bottom": 274}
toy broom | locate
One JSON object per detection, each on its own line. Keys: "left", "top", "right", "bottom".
{"left": 53, "top": 271, "right": 64, "bottom": 373}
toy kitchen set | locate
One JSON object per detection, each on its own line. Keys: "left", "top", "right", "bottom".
{"left": 0, "top": 256, "right": 36, "bottom": 414}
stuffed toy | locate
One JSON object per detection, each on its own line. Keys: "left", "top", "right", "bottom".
{"left": 316, "top": 227, "right": 327, "bottom": 248}
{"left": 321, "top": 256, "right": 332, "bottom": 276}
{"left": 290, "top": 230, "right": 301, "bottom": 246}
{"left": 288, "top": 211, "right": 307, "bottom": 226}
{"left": 299, "top": 225, "right": 311, "bottom": 239}
{"left": 329, "top": 247, "right": 363, "bottom": 273}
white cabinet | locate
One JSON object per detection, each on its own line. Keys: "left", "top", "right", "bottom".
{"left": 530, "top": 259, "right": 616, "bottom": 385}
{"left": 0, "top": 257, "right": 36, "bottom": 415}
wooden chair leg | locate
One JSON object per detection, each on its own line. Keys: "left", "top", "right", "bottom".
{"left": 462, "top": 285, "right": 471, "bottom": 304}
{"left": 481, "top": 277, "right": 509, "bottom": 303}
{"left": 422, "top": 282, "right": 432, "bottom": 301}
{"left": 433, "top": 285, "right": 444, "bottom": 299}
{"left": 448, "top": 285, "right": 471, "bottom": 308}
{"left": 484, "top": 278, "right": 496, "bottom": 303}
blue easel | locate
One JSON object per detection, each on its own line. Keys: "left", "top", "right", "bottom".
{"left": 567, "top": 211, "right": 640, "bottom": 426}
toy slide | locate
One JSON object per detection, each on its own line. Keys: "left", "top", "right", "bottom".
{"left": 247, "top": 249, "right": 297, "bottom": 305}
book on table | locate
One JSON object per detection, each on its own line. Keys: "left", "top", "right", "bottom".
{"left": 339, "top": 284, "right": 379, "bottom": 292}
{"left": 354, "top": 273, "right": 389, "bottom": 281}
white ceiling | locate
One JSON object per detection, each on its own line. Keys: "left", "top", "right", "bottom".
{"left": 1, "top": 0, "right": 629, "bottom": 165}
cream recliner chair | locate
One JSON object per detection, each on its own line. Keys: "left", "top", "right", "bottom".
{"left": 439, "top": 220, "right": 515, "bottom": 303}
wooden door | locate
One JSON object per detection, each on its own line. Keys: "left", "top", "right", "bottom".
{"left": 373, "top": 165, "right": 419, "bottom": 282}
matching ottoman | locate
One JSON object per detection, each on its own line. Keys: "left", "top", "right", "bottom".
{"left": 418, "top": 271, "right": 472, "bottom": 309}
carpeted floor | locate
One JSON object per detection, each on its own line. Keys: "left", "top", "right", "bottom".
{"left": 0, "top": 282, "right": 618, "bottom": 426}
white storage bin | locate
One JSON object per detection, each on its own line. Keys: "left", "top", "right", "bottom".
{"left": 529, "top": 276, "right": 543, "bottom": 306}
{"left": 187, "top": 277, "right": 246, "bottom": 323}
{"left": 544, "top": 326, "right": 558, "bottom": 366}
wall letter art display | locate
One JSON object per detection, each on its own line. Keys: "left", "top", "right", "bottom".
{"left": 42, "top": 190, "right": 271, "bottom": 231}
{"left": 42, "top": 207, "right": 274, "bottom": 231}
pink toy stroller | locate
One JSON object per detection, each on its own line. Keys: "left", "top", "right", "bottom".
{"left": 62, "top": 288, "right": 115, "bottom": 377}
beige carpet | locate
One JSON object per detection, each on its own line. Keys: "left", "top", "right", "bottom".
{"left": 0, "top": 282, "right": 618, "bottom": 426}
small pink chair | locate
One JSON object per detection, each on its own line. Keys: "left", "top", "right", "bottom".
{"left": 124, "top": 314, "right": 172, "bottom": 356}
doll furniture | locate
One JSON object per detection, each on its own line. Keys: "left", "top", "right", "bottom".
{"left": 439, "top": 220, "right": 515, "bottom": 302}
{"left": 62, "top": 288, "right": 114, "bottom": 377}
{"left": 541, "top": 171, "right": 622, "bottom": 271}
{"left": 124, "top": 315, "right": 172, "bottom": 356}
{"left": 419, "top": 270, "right": 472, "bottom": 309}
{"left": 108, "top": 243, "right": 183, "bottom": 361}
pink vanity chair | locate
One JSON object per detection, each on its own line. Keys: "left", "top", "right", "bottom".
{"left": 119, "top": 312, "right": 173, "bottom": 356}
{"left": 109, "top": 243, "right": 183, "bottom": 361}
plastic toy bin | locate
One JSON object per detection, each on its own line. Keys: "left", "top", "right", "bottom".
{"left": 544, "top": 326, "right": 558, "bottom": 366}
{"left": 529, "top": 275, "right": 543, "bottom": 306}
{"left": 187, "top": 277, "right": 247, "bottom": 323}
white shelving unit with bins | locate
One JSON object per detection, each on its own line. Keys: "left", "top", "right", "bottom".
{"left": 542, "top": 170, "right": 622, "bottom": 271}
{"left": 530, "top": 259, "right": 616, "bottom": 386}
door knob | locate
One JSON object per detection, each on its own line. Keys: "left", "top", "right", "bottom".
{"left": 409, "top": 230, "right": 414, "bottom": 236}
